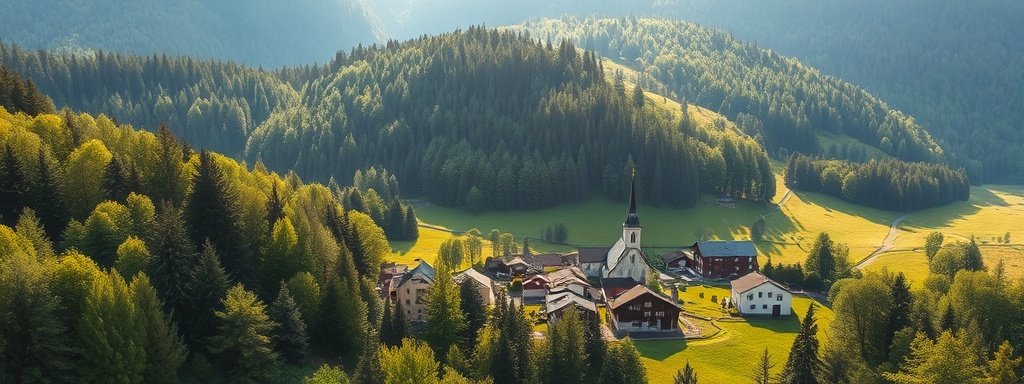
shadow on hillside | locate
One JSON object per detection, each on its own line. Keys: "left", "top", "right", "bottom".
{"left": 971, "top": 187, "right": 1009, "bottom": 207}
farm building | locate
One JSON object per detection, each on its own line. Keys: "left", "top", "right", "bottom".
{"left": 607, "top": 284, "right": 682, "bottom": 332}
{"left": 687, "top": 240, "right": 759, "bottom": 279}
{"left": 730, "top": 272, "right": 792, "bottom": 317}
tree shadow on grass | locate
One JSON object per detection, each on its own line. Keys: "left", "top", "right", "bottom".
{"left": 635, "top": 339, "right": 688, "bottom": 361}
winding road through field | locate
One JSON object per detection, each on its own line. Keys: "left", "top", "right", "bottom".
{"left": 855, "top": 213, "right": 913, "bottom": 270}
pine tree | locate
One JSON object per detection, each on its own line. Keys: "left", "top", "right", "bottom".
{"left": 260, "top": 217, "right": 303, "bottom": 291}
{"left": 148, "top": 202, "right": 199, "bottom": 339}
{"left": 584, "top": 310, "right": 606, "bottom": 381}
{"left": 380, "top": 296, "right": 396, "bottom": 346}
{"left": 32, "top": 147, "right": 68, "bottom": 239}
{"left": 315, "top": 275, "right": 367, "bottom": 363}
{"left": 185, "top": 149, "right": 253, "bottom": 285}
{"left": 265, "top": 183, "right": 285, "bottom": 234}
{"left": 887, "top": 272, "right": 913, "bottom": 355}
{"left": 186, "top": 240, "right": 231, "bottom": 350}
{"left": 209, "top": 283, "right": 278, "bottom": 381}
{"left": 459, "top": 278, "right": 487, "bottom": 348}
{"left": 268, "top": 283, "right": 309, "bottom": 365}
{"left": 353, "top": 327, "right": 384, "bottom": 384}
{"left": 150, "top": 124, "right": 184, "bottom": 205}
{"left": 748, "top": 348, "right": 775, "bottom": 384}
{"left": 674, "top": 361, "right": 699, "bottom": 384}
{"left": 102, "top": 155, "right": 130, "bottom": 202}
{"left": 426, "top": 263, "right": 466, "bottom": 357}
{"left": 0, "top": 246, "right": 73, "bottom": 382}
{"left": 129, "top": 273, "right": 186, "bottom": 384}
{"left": 76, "top": 270, "right": 147, "bottom": 383}
{"left": 0, "top": 144, "right": 27, "bottom": 226}
{"left": 545, "top": 306, "right": 588, "bottom": 384}
{"left": 986, "top": 341, "right": 1022, "bottom": 384}
{"left": 15, "top": 208, "right": 55, "bottom": 260}
{"left": 599, "top": 337, "right": 647, "bottom": 384}
{"left": 779, "top": 304, "right": 820, "bottom": 384}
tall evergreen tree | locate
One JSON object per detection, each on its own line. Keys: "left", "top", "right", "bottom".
{"left": 353, "top": 327, "right": 384, "bottom": 384}
{"left": 459, "top": 278, "right": 487, "bottom": 349}
{"left": 209, "top": 283, "right": 278, "bottom": 382}
{"left": 583, "top": 310, "right": 606, "bottom": 381}
{"left": 150, "top": 123, "right": 184, "bottom": 205}
{"left": 129, "top": 273, "right": 186, "bottom": 384}
{"left": 780, "top": 304, "right": 821, "bottom": 384}
{"left": 426, "top": 263, "right": 466, "bottom": 357}
{"left": 268, "top": 283, "right": 309, "bottom": 365}
{"left": 748, "top": 348, "right": 776, "bottom": 384}
{"left": 0, "top": 246, "right": 73, "bottom": 382}
{"left": 674, "top": 361, "right": 699, "bottom": 384}
{"left": 185, "top": 149, "right": 253, "bottom": 285}
{"left": 0, "top": 144, "right": 27, "bottom": 226}
{"left": 187, "top": 240, "right": 231, "bottom": 350}
{"left": 32, "top": 148, "right": 68, "bottom": 238}
{"left": 599, "top": 338, "right": 647, "bottom": 384}
{"left": 102, "top": 155, "right": 131, "bottom": 202}
{"left": 887, "top": 272, "right": 913, "bottom": 356}
{"left": 77, "top": 270, "right": 147, "bottom": 383}
{"left": 544, "top": 306, "right": 588, "bottom": 384}
{"left": 148, "top": 202, "right": 199, "bottom": 341}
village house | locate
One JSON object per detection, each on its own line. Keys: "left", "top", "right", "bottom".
{"left": 395, "top": 261, "right": 436, "bottom": 322}
{"left": 660, "top": 250, "right": 689, "bottom": 273}
{"left": 454, "top": 267, "right": 496, "bottom": 306}
{"left": 730, "top": 271, "right": 792, "bottom": 317}
{"left": 377, "top": 262, "right": 408, "bottom": 300}
{"left": 607, "top": 284, "right": 682, "bottom": 332}
{"left": 545, "top": 290, "right": 598, "bottom": 323}
{"left": 522, "top": 266, "right": 598, "bottom": 301}
{"left": 687, "top": 240, "right": 759, "bottom": 279}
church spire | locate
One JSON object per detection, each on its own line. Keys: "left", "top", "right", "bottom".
{"left": 624, "top": 168, "right": 640, "bottom": 228}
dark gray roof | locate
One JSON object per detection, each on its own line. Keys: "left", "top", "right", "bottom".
{"left": 661, "top": 250, "right": 689, "bottom": 263}
{"left": 730, "top": 271, "right": 789, "bottom": 294}
{"left": 545, "top": 292, "right": 598, "bottom": 315}
{"left": 577, "top": 247, "right": 611, "bottom": 263}
{"left": 532, "top": 253, "right": 565, "bottom": 267}
{"left": 601, "top": 277, "right": 639, "bottom": 290}
{"left": 624, "top": 173, "right": 640, "bottom": 228}
{"left": 398, "top": 261, "right": 436, "bottom": 288}
{"left": 609, "top": 285, "right": 680, "bottom": 310}
{"left": 695, "top": 241, "right": 757, "bottom": 257}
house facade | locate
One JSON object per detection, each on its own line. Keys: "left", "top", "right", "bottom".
{"left": 454, "top": 267, "right": 496, "bottom": 306}
{"left": 607, "top": 284, "right": 682, "bottom": 331}
{"left": 730, "top": 272, "right": 792, "bottom": 317}
{"left": 689, "top": 240, "right": 759, "bottom": 279}
{"left": 395, "top": 261, "right": 436, "bottom": 322}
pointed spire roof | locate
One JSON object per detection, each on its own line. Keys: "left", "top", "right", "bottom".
{"left": 624, "top": 169, "right": 640, "bottom": 228}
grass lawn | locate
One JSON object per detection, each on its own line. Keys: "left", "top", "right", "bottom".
{"left": 893, "top": 185, "right": 1024, "bottom": 251}
{"left": 864, "top": 246, "right": 1024, "bottom": 289}
{"left": 678, "top": 285, "right": 732, "bottom": 318}
{"left": 387, "top": 226, "right": 453, "bottom": 266}
{"left": 636, "top": 297, "right": 833, "bottom": 383}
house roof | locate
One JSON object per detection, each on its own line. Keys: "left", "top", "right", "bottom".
{"left": 454, "top": 268, "right": 493, "bottom": 289}
{"left": 694, "top": 241, "right": 758, "bottom": 257}
{"left": 609, "top": 284, "right": 681, "bottom": 310}
{"left": 531, "top": 253, "right": 565, "bottom": 267}
{"left": 545, "top": 292, "right": 598, "bottom": 315}
{"left": 505, "top": 257, "right": 529, "bottom": 267}
{"left": 606, "top": 240, "right": 652, "bottom": 273}
{"left": 398, "top": 261, "right": 436, "bottom": 288}
{"left": 661, "top": 250, "right": 689, "bottom": 264}
{"left": 547, "top": 267, "right": 589, "bottom": 285}
{"left": 577, "top": 247, "right": 611, "bottom": 263}
{"left": 730, "top": 272, "right": 790, "bottom": 294}
{"left": 601, "top": 277, "right": 639, "bottom": 291}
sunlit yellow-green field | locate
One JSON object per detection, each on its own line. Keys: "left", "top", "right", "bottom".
{"left": 636, "top": 284, "right": 833, "bottom": 383}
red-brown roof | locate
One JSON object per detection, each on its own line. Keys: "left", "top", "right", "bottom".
{"left": 730, "top": 271, "right": 790, "bottom": 294}
{"left": 609, "top": 285, "right": 681, "bottom": 310}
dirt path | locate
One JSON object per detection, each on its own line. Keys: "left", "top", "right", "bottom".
{"left": 855, "top": 213, "right": 913, "bottom": 269}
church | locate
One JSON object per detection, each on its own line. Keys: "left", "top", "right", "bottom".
{"left": 577, "top": 173, "right": 655, "bottom": 285}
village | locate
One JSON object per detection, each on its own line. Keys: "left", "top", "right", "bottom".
{"left": 376, "top": 176, "right": 795, "bottom": 340}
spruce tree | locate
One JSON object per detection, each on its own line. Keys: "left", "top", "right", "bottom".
{"left": 102, "top": 155, "right": 130, "bottom": 202}
{"left": 265, "top": 183, "right": 285, "bottom": 234}
{"left": 779, "top": 304, "right": 821, "bottom": 384}
{"left": 353, "top": 327, "right": 384, "bottom": 384}
{"left": 187, "top": 240, "right": 230, "bottom": 350}
{"left": 0, "top": 144, "right": 27, "bottom": 226}
{"left": 426, "top": 264, "right": 466, "bottom": 358}
{"left": 185, "top": 149, "right": 253, "bottom": 285}
{"left": 583, "top": 310, "right": 607, "bottom": 381}
{"left": 77, "top": 271, "right": 146, "bottom": 383}
{"left": 15, "top": 208, "right": 55, "bottom": 260}
{"left": 545, "top": 306, "right": 588, "bottom": 384}
{"left": 129, "top": 274, "right": 186, "bottom": 384}
{"left": 32, "top": 148, "right": 68, "bottom": 239}
{"left": 459, "top": 278, "right": 487, "bottom": 348}
{"left": 151, "top": 124, "right": 184, "bottom": 205}
{"left": 209, "top": 283, "right": 278, "bottom": 382}
{"left": 390, "top": 299, "right": 409, "bottom": 347}
{"left": 268, "top": 283, "right": 309, "bottom": 365}
{"left": 148, "top": 203, "right": 200, "bottom": 344}
{"left": 380, "top": 296, "right": 395, "bottom": 346}
{"left": 674, "top": 361, "right": 699, "bottom": 384}
{"left": 887, "top": 272, "right": 913, "bottom": 355}
{"left": 599, "top": 338, "right": 647, "bottom": 384}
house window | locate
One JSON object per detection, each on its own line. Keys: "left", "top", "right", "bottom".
{"left": 644, "top": 311, "right": 651, "bottom": 318}
{"left": 405, "top": 299, "right": 410, "bottom": 305}
{"left": 631, "top": 233, "right": 636, "bottom": 243}
{"left": 768, "top": 292, "right": 773, "bottom": 298}
{"left": 735, "top": 257, "right": 739, "bottom": 262}
{"left": 750, "top": 304, "right": 755, "bottom": 310}
{"left": 777, "top": 295, "right": 783, "bottom": 302}
{"left": 736, "top": 266, "right": 740, "bottom": 270}
{"left": 758, "top": 292, "right": 763, "bottom": 298}
{"left": 656, "top": 311, "right": 665, "bottom": 317}
{"left": 645, "top": 301, "right": 652, "bottom": 308}
{"left": 418, "top": 309, "right": 422, "bottom": 313}
{"left": 631, "top": 254, "right": 636, "bottom": 263}
{"left": 747, "top": 293, "right": 753, "bottom": 300}
{"left": 406, "top": 288, "right": 410, "bottom": 294}
{"left": 763, "top": 304, "right": 768, "bottom": 309}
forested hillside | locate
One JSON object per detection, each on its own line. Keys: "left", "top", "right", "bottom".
{"left": 1, "top": 28, "right": 776, "bottom": 211}
{"left": 520, "top": 18, "right": 946, "bottom": 169}
{"left": 0, "top": 0, "right": 386, "bottom": 68}
{"left": 653, "top": 0, "right": 1024, "bottom": 184}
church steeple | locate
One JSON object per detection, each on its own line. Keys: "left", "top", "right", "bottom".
{"left": 624, "top": 169, "right": 640, "bottom": 228}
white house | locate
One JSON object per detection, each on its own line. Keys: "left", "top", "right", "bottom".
{"left": 730, "top": 272, "right": 792, "bottom": 317}
{"left": 454, "top": 267, "right": 496, "bottom": 306}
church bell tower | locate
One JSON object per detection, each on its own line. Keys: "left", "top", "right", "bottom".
{"left": 623, "top": 170, "right": 641, "bottom": 248}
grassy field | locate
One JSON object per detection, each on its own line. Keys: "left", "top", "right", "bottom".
{"left": 892, "top": 185, "right": 1024, "bottom": 251}
{"left": 636, "top": 284, "right": 834, "bottom": 383}
{"left": 864, "top": 246, "right": 1024, "bottom": 289}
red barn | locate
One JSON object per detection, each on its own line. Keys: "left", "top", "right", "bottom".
{"left": 689, "top": 241, "right": 759, "bottom": 279}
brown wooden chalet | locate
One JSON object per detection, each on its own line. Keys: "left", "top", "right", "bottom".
{"left": 688, "top": 240, "right": 759, "bottom": 279}
{"left": 607, "top": 285, "right": 681, "bottom": 331}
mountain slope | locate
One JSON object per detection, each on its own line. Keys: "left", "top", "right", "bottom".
{"left": 0, "top": 0, "right": 387, "bottom": 67}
